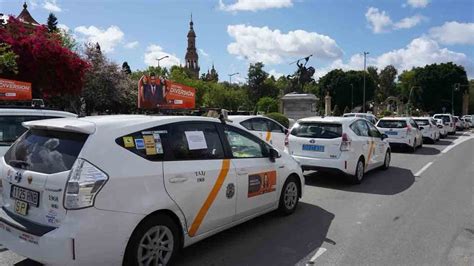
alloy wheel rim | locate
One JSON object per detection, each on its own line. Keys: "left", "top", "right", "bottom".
{"left": 137, "top": 225, "right": 174, "bottom": 266}
{"left": 284, "top": 182, "right": 298, "bottom": 209}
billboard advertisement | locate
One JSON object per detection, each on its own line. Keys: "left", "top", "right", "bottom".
{"left": 0, "top": 78, "right": 32, "bottom": 101}
{"left": 138, "top": 74, "right": 195, "bottom": 110}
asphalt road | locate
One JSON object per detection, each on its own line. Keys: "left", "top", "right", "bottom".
{"left": 1, "top": 131, "right": 473, "bottom": 266}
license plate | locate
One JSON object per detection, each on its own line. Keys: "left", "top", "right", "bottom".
{"left": 385, "top": 131, "right": 398, "bottom": 135}
{"left": 10, "top": 185, "right": 40, "bottom": 207}
{"left": 302, "top": 144, "right": 325, "bottom": 152}
{"left": 14, "top": 200, "right": 28, "bottom": 216}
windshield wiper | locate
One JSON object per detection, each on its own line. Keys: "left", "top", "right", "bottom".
{"left": 9, "top": 160, "right": 31, "bottom": 169}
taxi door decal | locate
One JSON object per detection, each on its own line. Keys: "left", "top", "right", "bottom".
{"left": 366, "top": 141, "right": 376, "bottom": 168}
{"left": 188, "top": 159, "right": 230, "bottom": 237}
{"left": 248, "top": 171, "right": 276, "bottom": 198}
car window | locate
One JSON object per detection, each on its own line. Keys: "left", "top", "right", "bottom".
{"left": 414, "top": 119, "right": 429, "bottom": 126}
{"left": 116, "top": 125, "right": 168, "bottom": 161}
{"left": 377, "top": 120, "right": 407, "bottom": 128}
{"left": 240, "top": 119, "right": 253, "bottom": 131}
{"left": 267, "top": 119, "right": 284, "bottom": 133}
{"left": 251, "top": 118, "right": 269, "bottom": 132}
{"left": 224, "top": 126, "right": 268, "bottom": 158}
{"left": 168, "top": 123, "right": 225, "bottom": 161}
{"left": 434, "top": 115, "right": 450, "bottom": 123}
{"left": 0, "top": 116, "right": 45, "bottom": 146}
{"left": 291, "top": 122, "right": 342, "bottom": 139}
{"left": 367, "top": 122, "right": 381, "bottom": 138}
{"left": 350, "top": 120, "right": 369, "bottom": 137}
{"left": 4, "top": 129, "right": 88, "bottom": 174}
{"left": 409, "top": 119, "right": 418, "bottom": 128}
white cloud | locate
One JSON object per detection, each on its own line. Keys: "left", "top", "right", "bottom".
{"left": 394, "top": 15, "right": 426, "bottom": 30}
{"left": 198, "top": 48, "right": 209, "bottom": 57}
{"left": 124, "top": 41, "right": 139, "bottom": 49}
{"left": 43, "top": 0, "right": 61, "bottom": 12}
{"left": 219, "top": 0, "right": 293, "bottom": 12}
{"left": 365, "top": 7, "right": 392, "bottom": 33}
{"left": 406, "top": 0, "right": 429, "bottom": 8}
{"left": 314, "top": 37, "right": 471, "bottom": 79}
{"left": 74, "top": 25, "right": 124, "bottom": 53}
{"left": 144, "top": 45, "right": 181, "bottom": 69}
{"left": 366, "top": 7, "right": 426, "bottom": 33}
{"left": 227, "top": 24, "right": 343, "bottom": 64}
{"left": 429, "top": 21, "right": 474, "bottom": 45}
{"left": 269, "top": 69, "right": 284, "bottom": 78}
{"left": 57, "top": 23, "right": 69, "bottom": 32}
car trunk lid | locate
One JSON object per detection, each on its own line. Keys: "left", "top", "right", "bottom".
{"left": 288, "top": 122, "right": 343, "bottom": 159}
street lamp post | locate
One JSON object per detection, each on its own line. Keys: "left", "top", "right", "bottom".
{"left": 155, "top": 56, "right": 169, "bottom": 68}
{"left": 362, "top": 52, "right": 369, "bottom": 113}
{"left": 228, "top": 72, "right": 239, "bottom": 83}
{"left": 350, "top": 83, "right": 354, "bottom": 111}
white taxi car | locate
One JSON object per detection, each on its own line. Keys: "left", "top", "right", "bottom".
{"left": 413, "top": 117, "right": 440, "bottom": 143}
{"left": 0, "top": 107, "right": 77, "bottom": 156}
{"left": 434, "top": 118, "right": 448, "bottom": 138}
{"left": 433, "top": 114, "right": 456, "bottom": 135}
{"left": 228, "top": 115, "right": 288, "bottom": 151}
{"left": 0, "top": 115, "right": 303, "bottom": 265}
{"left": 287, "top": 116, "right": 391, "bottom": 184}
{"left": 375, "top": 117, "right": 423, "bottom": 152}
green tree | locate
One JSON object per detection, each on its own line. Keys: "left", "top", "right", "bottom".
{"left": 0, "top": 43, "right": 18, "bottom": 75}
{"left": 256, "top": 97, "right": 279, "bottom": 113}
{"left": 47, "top": 13, "right": 58, "bottom": 33}
{"left": 122, "top": 61, "right": 131, "bottom": 74}
{"left": 379, "top": 65, "right": 397, "bottom": 99}
{"left": 248, "top": 62, "right": 269, "bottom": 102}
{"left": 469, "top": 80, "right": 474, "bottom": 114}
{"left": 367, "top": 66, "right": 381, "bottom": 101}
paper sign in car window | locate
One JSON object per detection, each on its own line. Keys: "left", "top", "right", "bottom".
{"left": 123, "top": 136, "right": 135, "bottom": 148}
{"left": 143, "top": 135, "right": 157, "bottom": 155}
{"left": 153, "top": 133, "right": 164, "bottom": 154}
{"left": 185, "top": 131, "right": 207, "bottom": 150}
{"left": 135, "top": 139, "right": 145, "bottom": 150}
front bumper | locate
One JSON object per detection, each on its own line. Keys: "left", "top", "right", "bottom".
{"left": 0, "top": 206, "right": 144, "bottom": 265}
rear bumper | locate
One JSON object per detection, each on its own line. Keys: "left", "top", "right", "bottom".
{"left": 292, "top": 154, "right": 354, "bottom": 175}
{"left": 0, "top": 206, "right": 144, "bottom": 265}
{"left": 385, "top": 137, "right": 411, "bottom": 145}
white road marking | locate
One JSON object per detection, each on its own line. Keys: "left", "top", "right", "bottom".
{"left": 442, "top": 134, "right": 474, "bottom": 154}
{"left": 306, "top": 247, "right": 327, "bottom": 265}
{"left": 414, "top": 162, "right": 433, "bottom": 177}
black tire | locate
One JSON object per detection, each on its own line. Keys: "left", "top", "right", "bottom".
{"left": 278, "top": 176, "right": 300, "bottom": 215}
{"left": 408, "top": 141, "right": 416, "bottom": 153}
{"left": 419, "top": 138, "right": 423, "bottom": 148}
{"left": 382, "top": 150, "right": 390, "bottom": 170}
{"left": 350, "top": 157, "right": 365, "bottom": 184}
{"left": 124, "top": 214, "right": 181, "bottom": 266}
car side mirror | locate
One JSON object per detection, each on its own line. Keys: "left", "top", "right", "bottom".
{"left": 381, "top": 134, "right": 388, "bottom": 140}
{"left": 419, "top": 126, "right": 424, "bottom": 130}
{"left": 269, "top": 148, "right": 280, "bottom": 162}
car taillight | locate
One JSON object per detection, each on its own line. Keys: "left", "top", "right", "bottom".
{"left": 340, "top": 133, "right": 351, "bottom": 151}
{"left": 64, "top": 158, "right": 109, "bottom": 210}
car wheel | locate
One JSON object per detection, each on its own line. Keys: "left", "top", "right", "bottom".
{"left": 124, "top": 214, "right": 181, "bottom": 266}
{"left": 382, "top": 150, "right": 390, "bottom": 170}
{"left": 278, "top": 176, "right": 300, "bottom": 215}
{"left": 408, "top": 141, "right": 416, "bottom": 153}
{"left": 351, "top": 157, "right": 365, "bottom": 184}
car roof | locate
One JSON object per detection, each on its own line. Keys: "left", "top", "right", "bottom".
{"left": 378, "top": 117, "right": 411, "bottom": 120}
{"left": 413, "top": 117, "right": 433, "bottom": 119}
{"left": 297, "top": 116, "right": 358, "bottom": 124}
{"left": 0, "top": 108, "right": 77, "bottom": 117}
{"left": 228, "top": 115, "right": 286, "bottom": 128}
{"left": 23, "top": 115, "right": 222, "bottom": 134}
{"left": 343, "top": 113, "right": 375, "bottom": 117}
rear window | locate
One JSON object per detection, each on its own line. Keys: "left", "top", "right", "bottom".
{"left": 434, "top": 115, "right": 450, "bottom": 123}
{"left": 4, "top": 129, "right": 88, "bottom": 174}
{"left": 377, "top": 120, "right": 407, "bottom": 128}
{"left": 343, "top": 114, "right": 355, "bottom": 117}
{"left": 0, "top": 116, "right": 43, "bottom": 146}
{"left": 291, "top": 122, "right": 342, "bottom": 139}
{"left": 414, "top": 119, "right": 429, "bottom": 126}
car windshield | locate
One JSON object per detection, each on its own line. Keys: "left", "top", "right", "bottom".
{"left": 376, "top": 120, "right": 407, "bottom": 128}
{"left": 414, "top": 119, "right": 429, "bottom": 126}
{"left": 4, "top": 129, "right": 88, "bottom": 174}
{"left": 0, "top": 116, "right": 46, "bottom": 146}
{"left": 291, "top": 122, "right": 342, "bottom": 139}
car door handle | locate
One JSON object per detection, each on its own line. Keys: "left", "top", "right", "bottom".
{"left": 278, "top": 165, "right": 285, "bottom": 169}
{"left": 236, "top": 169, "right": 248, "bottom": 176}
{"left": 169, "top": 177, "right": 188, "bottom": 183}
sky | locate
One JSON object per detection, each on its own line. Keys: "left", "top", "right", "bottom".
{"left": 1, "top": 0, "right": 473, "bottom": 83}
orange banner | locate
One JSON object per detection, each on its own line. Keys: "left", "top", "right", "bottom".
{"left": 0, "top": 78, "right": 32, "bottom": 101}
{"left": 138, "top": 75, "right": 195, "bottom": 110}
